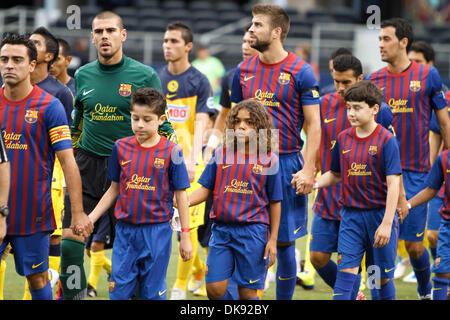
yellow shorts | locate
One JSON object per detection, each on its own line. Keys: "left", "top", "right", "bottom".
{"left": 186, "top": 162, "right": 206, "bottom": 229}
{"left": 51, "top": 157, "right": 64, "bottom": 237}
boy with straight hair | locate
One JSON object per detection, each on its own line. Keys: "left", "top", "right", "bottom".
{"left": 309, "top": 81, "right": 402, "bottom": 299}
{"left": 87, "top": 87, "right": 193, "bottom": 300}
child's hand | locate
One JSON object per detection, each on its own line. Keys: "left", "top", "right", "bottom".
{"left": 179, "top": 233, "right": 193, "bottom": 262}
{"left": 396, "top": 197, "right": 409, "bottom": 223}
{"left": 373, "top": 222, "right": 392, "bottom": 248}
{"left": 264, "top": 239, "right": 277, "bottom": 269}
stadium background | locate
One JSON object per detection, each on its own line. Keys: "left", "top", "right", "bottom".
{"left": 0, "top": 0, "right": 448, "bottom": 300}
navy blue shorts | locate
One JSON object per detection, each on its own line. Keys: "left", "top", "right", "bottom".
{"left": 310, "top": 213, "right": 340, "bottom": 253}
{"left": 427, "top": 193, "right": 443, "bottom": 232}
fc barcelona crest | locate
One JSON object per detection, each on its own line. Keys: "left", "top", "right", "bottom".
{"left": 252, "top": 164, "right": 263, "bottom": 175}
{"left": 278, "top": 72, "right": 291, "bottom": 85}
{"left": 25, "top": 110, "right": 38, "bottom": 124}
{"left": 154, "top": 157, "right": 165, "bottom": 169}
{"left": 119, "top": 83, "right": 132, "bottom": 97}
{"left": 409, "top": 81, "right": 421, "bottom": 92}
{"left": 368, "top": 145, "right": 378, "bottom": 155}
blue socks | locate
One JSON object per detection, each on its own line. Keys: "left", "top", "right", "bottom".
{"left": 333, "top": 271, "right": 357, "bottom": 300}
{"left": 29, "top": 280, "right": 52, "bottom": 300}
{"left": 410, "top": 249, "right": 432, "bottom": 297}
{"left": 350, "top": 273, "right": 362, "bottom": 300}
{"left": 276, "top": 243, "right": 297, "bottom": 300}
{"left": 316, "top": 260, "right": 337, "bottom": 288}
{"left": 432, "top": 277, "right": 450, "bottom": 300}
{"left": 378, "top": 279, "right": 396, "bottom": 300}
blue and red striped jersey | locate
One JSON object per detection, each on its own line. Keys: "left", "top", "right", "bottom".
{"left": 425, "top": 149, "right": 450, "bottom": 220}
{"left": 198, "top": 146, "right": 282, "bottom": 225}
{"left": 0, "top": 85, "right": 72, "bottom": 236}
{"left": 313, "top": 92, "right": 394, "bottom": 220}
{"left": 368, "top": 60, "right": 447, "bottom": 173}
{"left": 230, "top": 52, "right": 320, "bottom": 154}
{"left": 330, "top": 124, "right": 402, "bottom": 209}
{"left": 107, "top": 135, "right": 190, "bottom": 224}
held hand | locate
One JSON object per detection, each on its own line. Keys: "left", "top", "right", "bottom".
{"left": 396, "top": 195, "right": 409, "bottom": 224}
{"left": 373, "top": 222, "right": 391, "bottom": 248}
{"left": 203, "top": 146, "right": 214, "bottom": 164}
{"left": 264, "top": 239, "right": 277, "bottom": 269}
{"left": 179, "top": 235, "right": 193, "bottom": 262}
{"left": 71, "top": 212, "right": 94, "bottom": 238}
{"left": 292, "top": 168, "right": 315, "bottom": 195}
{"left": 0, "top": 217, "right": 6, "bottom": 244}
{"left": 186, "top": 161, "right": 196, "bottom": 183}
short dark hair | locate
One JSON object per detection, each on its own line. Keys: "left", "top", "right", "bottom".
{"left": 166, "top": 21, "right": 193, "bottom": 44}
{"left": 31, "top": 26, "right": 59, "bottom": 69}
{"left": 332, "top": 54, "right": 363, "bottom": 77}
{"left": 0, "top": 33, "right": 37, "bottom": 62}
{"left": 330, "top": 47, "right": 352, "bottom": 60}
{"left": 344, "top": 80, "right": 383, "bottom": 108}
{"left": 252, "top": 4, "right": 290, "bottom": 42}
{"left": 409, "top": 41, "right": 435, "bottom": 63}
{"left": 92, "top": 11, "right": 124, "bottom": 29}
{"left": 381, "top": 18, "right": 414, "bottom": 52}
{"left": 56, "top": 38, "right": 71, "bottom": 57}
{"left": 130, "top": 88, "right": 166, "bottom": 117}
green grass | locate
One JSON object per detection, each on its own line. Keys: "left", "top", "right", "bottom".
{"left": 2, "top": 194, "right": 424, "bottom": 300}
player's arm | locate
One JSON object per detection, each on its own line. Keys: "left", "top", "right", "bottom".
{"left": 374, "top": 174, "right": 400, "bottom": 248}
{"left": 292, "top": 103, "right": 321, "bottom": 194}
{"left": 408, "top": 187, "right": 438, "bottom": 209}
{"left": 0, "top": 143, "right": 10, "bottom": 242}
{"left": 175, "top": 189, "right": 193, "bottom": 262}
{"left": 204, "top": 107, "right": 229, "bottom": 163}
{"left": 397, "top": 175, "right": 409, "bottom": 224}
{"left": 188, "top": 186, "right": 212, "bottom": 206}
{"left": 88, "top": 181, "right": 119, "bottom": 225}
{"left": 188, "top": 112, "right": 210, "bottom": 182}
{"left": 429, "top": 131, "right": 443, "bottom": 166}
{"left": 435, "top": 106, "right": 450, "bottom": 149}
{"left": 310, "top": 170, "right": 341, "bottom": 193}
{"left": 265, "top": 200, "right": 281, "bottom": 268}
{"left": 56, "top": 148, "right": 93, "bottom": 238}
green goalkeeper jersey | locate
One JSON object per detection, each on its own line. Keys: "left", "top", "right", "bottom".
{"left": 71, "top": 55, "right": 175, "bottom": 157}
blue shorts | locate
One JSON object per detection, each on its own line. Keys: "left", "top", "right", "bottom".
{"left": 337, "top": 207, "right": 398, "bottom": 279}
{"left": 400, "top": 170, "right": 428, "bottom": 241}
{"left": 206, "top": 222, "right": 269, "bottom": 290}
{"left": 0, "top": 232, "right": 50, "bottom": 276}
{"left": 427, "top": 194, "right": 443, "bottom": 232}
{"left": 310, "top": 213, "right": 340, "bottom": 253}
{"left": 277, "top": 152, "right": 308, "bottom": 242}
{"left": 109, "top": 221, "right": 172, "bottom": 300}
{"left": 431, "top": 219, "right": 450, "bottom": 274}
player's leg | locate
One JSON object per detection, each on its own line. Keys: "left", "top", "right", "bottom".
{"left": 430, "top": 220, "right": 450, "bottom": 300}
{"left": 205, "top": 223, "right": 235, "bottom": 300}
{"left": 427, "top": 194, "right": 442, "bottom": 261}
{"left": 276, "top": 152, "right": 308, "bottom": 300}
{"left": 401, "top": 170, "right": 432, "bottom": 299}
{"left": 0, "top": 242, "right": 11, "bottom": 300}
{"left": 333, "top": 207, "right": 366, "bottom": 300}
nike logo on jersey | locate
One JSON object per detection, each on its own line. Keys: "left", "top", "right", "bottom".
{"left": 249, "top": 279, "right": 260, "bottom": 284}
{"left": 222, "top": 165, "right": 232, "bottom": 169}
{"left": 32, "top": 261, "right": 45, "bottom": 269}
{"left": 82, "top": 89, "right": 95, "bottom": 96}
{"left": 244, "top": 75, "right": 255, "bottom": 82}
{"left": 384, "top": 267, "right": 395, "bottom": 273}
{"left": 324, "top": 118, "right": 336, "bottom": 123}
{"left": 446, "top": 169, "right": 450, "bottom": 173}
{"left": 166, "top": 93, "right": 176, "bottom": 98}
{"left": 121, "top": 160, "right": 132, "bottom": 166}
{"left": 333, "top": 293, "right": 344, "bottom": 297}
{"left": 342, "top": 150, "right": 351, "bottom": 154}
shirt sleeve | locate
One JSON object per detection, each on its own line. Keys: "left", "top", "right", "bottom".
{"left": 196, "top": 76, "right": 215, "bottom": 115}
{"left": 265, "top": 154, "right": 283, "bottom": 201}
{"left": 106, "top": 142, "right": 121, "bottom": 183}
{"left": 230, "top": 65, "right": 244, "bottom": 104}
{"left": 295, "top": 63, "right": 320, "bottom": 107}
{"left": 330, "top": 134, "right": 341, "bottom": 174}
{"left": 44, "top": 98, "right": 72, "bottom": 152}
{"left": 168, "top": 145, "right": 190, "bottom": 191}
{"left": 428, "top": 66, "right": 447, "bottom": 111}
{"left": 429, "top": 111, "right": 441, "bottom": 135}
{"left": 425, "top": 153, "right": 444, "bottom": 190}
{"left": 383, "top": 135, "right": 402, "bottom": 176}
{"left": 198, "top": 149, "right": 218, "bottom": 191}
{"left": 55, "top": 86, "right": 74, "bottom": 127}
{"left": 376, "top": 102, "right": 394, "bottom": 133}
{"left": 219, "top": 71, "right": 232, "bottom": 109}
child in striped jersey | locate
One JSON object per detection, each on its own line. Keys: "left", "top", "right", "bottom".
{"left": 307, "top": 81, "right": 402, "bottom": 300}
{"left": 188, "top": 99, "right": 282, "bottom": 300}
{"left": 87, "top": 88, "right": 193, "bottom": 300}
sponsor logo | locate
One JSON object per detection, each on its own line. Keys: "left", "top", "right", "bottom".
{"left": 342, "top": 149, "right": 351, "bottom": 154}
{"left": 222, "top": 165, "right": 232, "bottom": 169}
{"left": 348, "top": 162, "right": 371, "bottom": 177}
{"left": 294, "top": 226, "right": 302, "bottom": 234}
{"left": 121, "top": 160, "right": 131, "bottom": 166}
{"left": 158, "top": 289, "right": 167, "bottom": 296}
{"left": 416, "top": 231, "right": 424, "bottom": 237}
{"left": 224, "top": 179, "right": 252, "bottom": 195}
{"left": 324, "top": 118, "right": 336, "bottom": 123}
{"left": 388, "top": 98, "right": 412, "bottom": 113}
{"left": 82, "top": 88, "right": 95, "bottom": 96}
{"left": 32, "top": 261, "right": 45, "bottom": 269}
{"left": 249, "top": 279, "right": 260, "bottom": 284}
{"left": 244, "top": 75, "right": 255, "bottom": 82}
{"left": 278, "top": 276, "right": 294, "bottom": 281}
{"left": 166, "top": 93, "right": 176, "bottom": 99}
